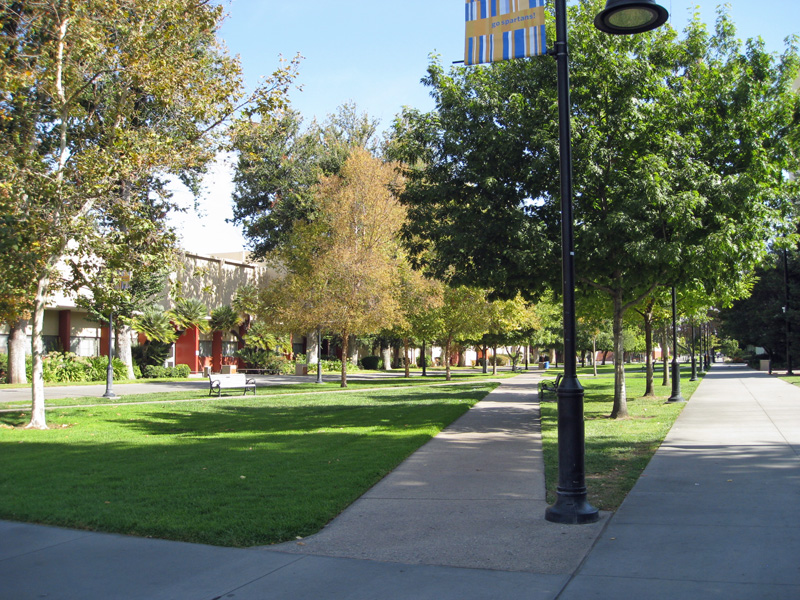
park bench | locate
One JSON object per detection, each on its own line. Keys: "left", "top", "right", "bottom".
{"left": 208, "top": 373, "right": 256, "bottom": 397}
{"left": 538, "top": 373, "right": 562, "bottom": 400}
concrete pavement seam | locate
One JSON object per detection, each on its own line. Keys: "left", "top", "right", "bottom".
{"left": 207, "top": 553, "right": 309, "bottom": 600}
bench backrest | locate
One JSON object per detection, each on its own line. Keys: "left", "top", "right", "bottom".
{"left": 209, "top": 374, "right": 247, "bottom": 385}
{"left": 554, "top": 373, "right": 562, "bottom": 387}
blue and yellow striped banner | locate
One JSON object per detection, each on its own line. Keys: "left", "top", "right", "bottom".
{"left": 465, "top": 0, "right": 547, "bottom": 65}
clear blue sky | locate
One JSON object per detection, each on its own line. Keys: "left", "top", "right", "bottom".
{"left": 174, "top": 0, "right": 800, "bottom": 255}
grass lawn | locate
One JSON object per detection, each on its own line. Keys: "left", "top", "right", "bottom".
{"left": 540, "top": 364, "right": 705, "bottom": 511}
{"left": 0, "top": 382, "right": 498, "bottom": 546}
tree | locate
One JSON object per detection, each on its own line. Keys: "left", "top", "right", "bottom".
{"left": 390, "top": 1, "right": 800, "bottom": 418}
{"left": 435, "top": 286, "right": 487, "bottom": 381}
{"left": 230, "top": 102, "right": 381, "bottom": 259}
{"left": 720, "top": 248, "right": 800, "bottom": 364}
{"left": 388, "top": 264, "right": 444, "bottom": 378}
{"left": 253, "top": 147, "right": 407, "bottom": 387}
{"left": 481, "top": 295, "right": 538, "bottom": 374}
{"left": 1, "top": 0, "right": 299, "bottom": 428}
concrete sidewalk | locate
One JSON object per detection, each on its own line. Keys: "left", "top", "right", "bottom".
{"left": 2, "top": 365, "right": 799, "bottom": 599}
{"left": 561, "top": 363, "right": 800, "bottom": 599}
{"left": 0, "top": 368, "right": 505, "bottom": 405}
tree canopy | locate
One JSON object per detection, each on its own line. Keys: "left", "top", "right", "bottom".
{"left": 389, "top": 0, "right": 800, "bottom": 417}
{"left": 1, "top": 0, "right": 298, "bottom": 428}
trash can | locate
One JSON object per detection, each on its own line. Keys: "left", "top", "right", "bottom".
{"left": 543, "top": 361, "right": 550, "bottom": 370}
{"left": 295, "top": 364, "right": 308, "bottom": 376}
{"left": 759, "top": 359, "right": 770, "bottom": 371}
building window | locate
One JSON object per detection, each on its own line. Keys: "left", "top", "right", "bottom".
{"left": 70, "top": 337, "right": 100, "bottom": 357}
{"left": 199, "top": 340, "right": 213, "bottom": 358}
{"left": 222, "top": 341, "right": 238, "bottom": 357}
{"left": 43, "top": 336, "right": 61, "bottom": 353}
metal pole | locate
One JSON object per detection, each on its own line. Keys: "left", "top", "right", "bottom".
{"left": 102, "top": 312, "right": 117, "bottom": 399}
{"left": 545, "top": 0, "right": 598, "bottom": 525}
{"left": 667, "top": 287, "right": 685, "bottom": 403}
{"left": 784, "top": 248, "right": 793, "bottom": 375}
{"left": 421, "top": 340, "right": 427, "bottom": 377}
{"left": 316, "top": 325, "right": 323, "bottom": 384}
{"left": 689, "top": 319, "right": 697, "bottom": 382}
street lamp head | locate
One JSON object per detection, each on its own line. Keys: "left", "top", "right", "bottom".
{"left": 594, "top": 0, "right": 669, "bottom": 35}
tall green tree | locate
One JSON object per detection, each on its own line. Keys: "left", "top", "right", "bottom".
{"left": 230, "top": 102, "right": 381, "bottom": 259}
{"left": 390, "top": 1, "right": 800, "bottom": 418}
{"left": 1, "top": 0, "right": 298, "bottom": 428}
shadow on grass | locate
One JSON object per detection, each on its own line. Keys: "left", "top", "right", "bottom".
{"left": 0, "top": 385, "right": 496, "bottom": 546}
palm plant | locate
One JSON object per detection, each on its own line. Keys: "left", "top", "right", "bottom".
{"left": 210, "top": 305, "right": 241, "bottom": 336}
{"left": 128, "top": 307, "right": 178, "bottom": 344}
{"left": 169, "top": 298, "right": 210, "bottom": 334}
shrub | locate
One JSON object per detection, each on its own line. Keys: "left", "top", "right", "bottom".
{"left": 143, "top": 365, "right": 168, "bottom": 379}
{"left": 84, "top": 356, "right": 127, "bottom": 382}
{"left": 41, "top": 352, "right": 87, "bottom": 383}
{"left": 416, "top": 356, "right": 431, "bottom": 368}
{"left": 490, "top": 354, "right": 509, "bottom": 366}
{"left": 360, "top": 356, "right": 382, "bottom": 370}
{"left": 132, "top": 341, "right": 172, "bottom": 372}
{"left": 142, "top": 364, "right": 192, "bottom": 379}
{"left": 264, "top": 356, "right": 294, "bottom": 375}
{"left": 235, "top": 347, "right": 272, "bottom": 369}
{"left": 316, "top": 356, "right": 359, "bottom": 373}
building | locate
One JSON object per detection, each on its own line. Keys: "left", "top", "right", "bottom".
{"left": 1, "top": 251, "right": 276, "bottom": 374}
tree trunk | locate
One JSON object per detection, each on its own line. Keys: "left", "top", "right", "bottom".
{"left": 492, "top": 344, "right": 498, "bottom": 375}
{"left": 306, "top": 329, "right": 319, "bottom": 367}
{"left": 643, "top": 311, "right": 655, "bottom": 397}
{"left": 381, "top": 344, "right": 392, "bottom": 371}
{"left": 340, "top": 331, "right": 349, "bottom": 387}
{"left": 403, "top": 338, "right": 410, "bottom": 378}
{"left": 457, "top": 347, "right": 466, "bottom": 367}
{"left": 26, "top": 275, "right": 50, "bottom": 429}
{"left": 592, "top": 336, "right": 598, "bottom": 377}
{"left": 7, "top": 318, "right": 28, "bottom": 384}
{"left": 116, "top": 322, "right": 135, "bottom": 379}
{"left": 482, "top": 342, "right": 488, "bottom": 373}
{"left": 601, "top": 350, "right": 608, "bottom": 365}
{"left": 610, "top": 293, "right": 629, "bottom": 419}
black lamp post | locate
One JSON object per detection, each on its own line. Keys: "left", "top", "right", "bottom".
{"left": 667, "top": 286, "right": 685, "bottom": 403}
{"left": 689, "top": 319, "right": 697, "bottom": 382}
{"left": 545, "top": 0, "right": 669, "bottom": 525}
{"left": 784, "top": 247, "right": 793, "bottom": 375}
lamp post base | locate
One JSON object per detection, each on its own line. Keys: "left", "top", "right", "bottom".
{"left": 667, "top": 360, "right": 685, "bottom": 403}
{"left": 546, "top": 493, "right": 600, "bottom": 524}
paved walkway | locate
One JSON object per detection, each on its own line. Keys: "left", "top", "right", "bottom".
{"left": 1, "top": 364, "right": 798, "bottom": 599}
{"left": 0, "top": 369, "right": 503, "bottom": 405}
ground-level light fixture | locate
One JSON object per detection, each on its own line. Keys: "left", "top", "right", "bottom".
{"left": 595, "top": 0, "right": 669, "bottom": 35}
